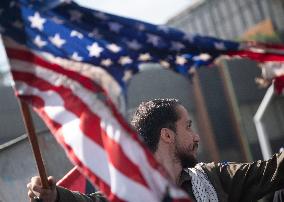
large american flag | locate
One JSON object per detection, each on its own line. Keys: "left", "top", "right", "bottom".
{"left": 1, "top": 0, "right": 284, "bottom": 201}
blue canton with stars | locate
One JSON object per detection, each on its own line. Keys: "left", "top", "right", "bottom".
{"left": 0, "top": 0, "right": 240, "bottom": 90}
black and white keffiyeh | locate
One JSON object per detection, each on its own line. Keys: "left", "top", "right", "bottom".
{"left": 187, "top": 163, "right": 218, "bottom": 202}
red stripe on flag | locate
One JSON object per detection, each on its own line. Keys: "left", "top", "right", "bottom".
{"left": 274, "top": 75, "right": 284, "bottom": 94}
{"left": 244, "top": 41, "right": 284, "bottom": 50}
{"left": 57, "top": 167, "right": 87, "bottom": 193}
{"left": 227, "top": 50, "right": 284, "bottom": 62}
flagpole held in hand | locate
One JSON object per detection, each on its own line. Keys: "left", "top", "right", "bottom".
{"left": 18, "top": 100, "right": 49, "bottom": 191}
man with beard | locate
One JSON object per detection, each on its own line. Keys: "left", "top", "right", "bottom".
{"left": 27, "top": 98, "right": 284, "bottom": 202}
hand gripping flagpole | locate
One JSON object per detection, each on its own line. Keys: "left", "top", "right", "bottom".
{"left": 18, "top": 100, "right": 49, "bottom": 189}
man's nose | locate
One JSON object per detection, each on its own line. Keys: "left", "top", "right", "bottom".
{"left": 194, "top": 132, "right": 200, "bottom": 142}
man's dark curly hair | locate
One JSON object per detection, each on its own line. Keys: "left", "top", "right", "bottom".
{"left": 131, "top": 98, "right": 180, "bottom": 152}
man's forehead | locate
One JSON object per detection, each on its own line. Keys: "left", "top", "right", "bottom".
{"left": 176, "top": 104, "right": 191, "bottom": 120}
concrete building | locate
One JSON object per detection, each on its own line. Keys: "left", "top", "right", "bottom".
{"left": 167, "top": 0, "right": 284, "bottom": 41}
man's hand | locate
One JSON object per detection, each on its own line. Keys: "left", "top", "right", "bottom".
{"left": 27, "top": 176, "right": 58, "bottom": 202}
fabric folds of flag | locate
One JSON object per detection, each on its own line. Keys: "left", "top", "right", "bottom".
{"left": 57, "top": 167, "right": 88, "bottom": 193}
{"left": 1, "top": 0, "right": 284, "bottom": 201}
{"left": 57, "top": 166, "right": 96, "bottom": 194}
{"left": 4, "top": 44, "right": 191, "bottom": 201}
{"left": 9, "top": 41, "right": 193, "bottom": 202}
{"left": 258, "top": 61, "right": 284, "bottom": 94}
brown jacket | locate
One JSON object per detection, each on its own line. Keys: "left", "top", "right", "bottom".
{"left": 57, "top": 152, "right": 284, "bottom": 202}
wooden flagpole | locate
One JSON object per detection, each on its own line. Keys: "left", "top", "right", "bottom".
{"left": 192, "top": 70, "right": 220, "bottom": 162}
{"left": 217, "top": 59, "right": 252, "bottom": 162}
{"left": 18, "top": 100, "right": 49, "bottom": 189}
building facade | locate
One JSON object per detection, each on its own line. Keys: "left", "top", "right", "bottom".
{"left": 168, "top": 0, "right": 284, "bottom": 41}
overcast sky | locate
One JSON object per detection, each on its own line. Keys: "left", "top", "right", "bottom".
{"left": 75, "top": 0, "right": 195, "bottom": 24}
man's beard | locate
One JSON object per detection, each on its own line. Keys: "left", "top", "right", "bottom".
{"left": 174, "top": 143, "right": 198, "bottom": 168}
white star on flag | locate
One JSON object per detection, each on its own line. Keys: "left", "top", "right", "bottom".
{"left": 147, "top": 34, "right": 160, "bottom": 47}
{"left": 107, "top": 43, "right": 121, "bottom": 53}
{"left": 93, "top": 12, "right": 109, "bottom": 20}
{"left": 70, "top": 30, "right": 83, "bottom": 39}
{"left": 170, "top": 41, "right": 185, "bottom": 51}
{"left": 49, "top": 33, "right": 66, "bottom": 48}
{"left": 183, "top": 33, "right": 195, "bottom": 42}
{"left": 193, "top": 53, "right": 211, "bottom": 61}
{"left": 69, "top": 10, "right": 82, "bottom": 22}
{"left": 71, "top": 52, "right": 83, "bottom": 61}
{"left": 119, "top": 56, "right": 132, "bottom": 65}
{"left": 101, "top": 59, "right": 113, "bottom": 67}
{"left": 87, "top": 42, "right": 104, "bottom": 57}
{"left": 108, "top": 22, "right": 123, "bottom": 33}
{"left": 158, "top": 25, "right": 170, "bottom": 33}
{"left": 136, "top": 23, "right": 145, "bottom": 31}
{"left": 175, "top": 56, "right": 187, "bottom": 65}
{"left": 214, "top": 42, "right": 226, "bottom": 50}
{"left": 28, "top": 12, "right": 46, "bottom": 31}
{"left": 51, "top": 16, "right": 64, "bottom": 24}
{"left": 138, "top": 53, "right": 151, "bottom": 61}
{"left": 126, "top": 40, "right": 141, "bottom": 50}
{"left": 88, "top": 29, "right": 102, "bottom": 38}
{"left": 33, "top": 35, "right": 47, "bottom": 48}
{"left": 188, "top": 67, "right": 197, "bottom": 75}
{"left": 122, "top": 70, "right": 133, "bottom": 82}
{"left": 160, "top": 60, "right": 170, "bottom": 68}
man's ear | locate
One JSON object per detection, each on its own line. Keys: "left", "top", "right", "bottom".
{"left": 160, "top": 128, "right": 174, "bottom": 144}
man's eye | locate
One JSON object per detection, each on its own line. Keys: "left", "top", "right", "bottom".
{"left": 187, "top": 121, "right": 192, "bottom": 129}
